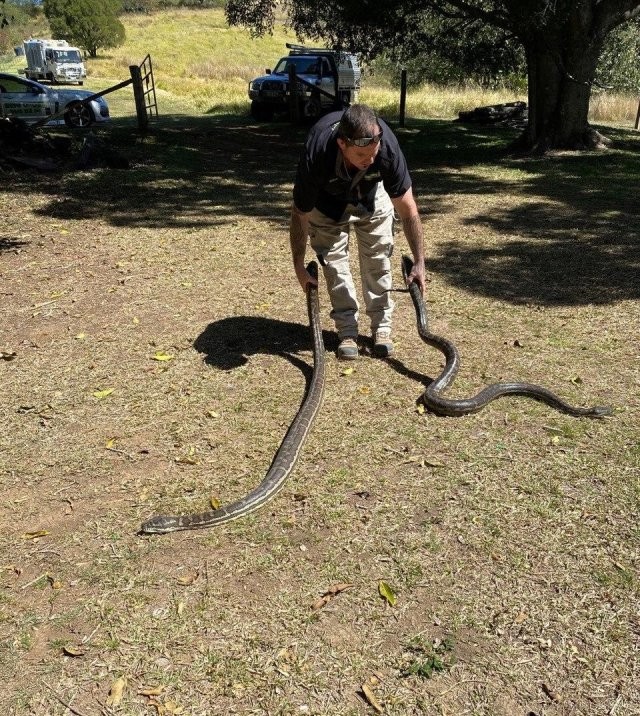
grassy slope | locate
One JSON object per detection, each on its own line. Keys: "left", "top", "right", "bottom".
{"left": 1, "top": 8, "right": 639, "bottom": 716}
{"left": 2, "top": 7, "right": 638, "bottom": 122}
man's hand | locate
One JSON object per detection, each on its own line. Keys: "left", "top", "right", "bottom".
{"left": 406, "top": 257, "right": 426, "bottom": 294}
{"left": 295, "top": 262, "right": 318, "bottom": 292}
{"left": 290, "top": 205, "right": 317, "bottom": 292}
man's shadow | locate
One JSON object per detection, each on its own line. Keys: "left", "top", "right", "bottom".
{"left": 194, "top": 314, "right": 434, "bottom": 407}
{"left": 193, "top": 315, "right": 338, "bottom": 382}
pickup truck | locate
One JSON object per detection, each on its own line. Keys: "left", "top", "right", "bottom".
{"left": 248, "top": 44, "right": 361, "bottom": 121}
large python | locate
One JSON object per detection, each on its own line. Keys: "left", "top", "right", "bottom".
{"left": 401, "top": 254, "right": 611, "bottom": 418}
{"left": 140, "top": 261, "right": 325, "bottom": 534}
{"left": 139, "top": 256, "right": 610, "bottom": 534}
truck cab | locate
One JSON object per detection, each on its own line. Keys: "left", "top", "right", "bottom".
{"left": 23, "top": 39, "right": 86, "bottom": 85}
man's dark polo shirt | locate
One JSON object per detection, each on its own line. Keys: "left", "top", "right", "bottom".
{"left": 293, "top": 111, "right": 412, "bottom": 222}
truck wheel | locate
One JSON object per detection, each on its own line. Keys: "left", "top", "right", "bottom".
{"left": 303, "top": 96, "right": 322, "bottom": 120}
{"left": 250, "top": 101, "right": 273, "bottom": 121}
{"left": 64, "top": 102, "right": 95, "bottom": 128}
{"left": 46, "top": 72, "right": 56, "bottom": 84}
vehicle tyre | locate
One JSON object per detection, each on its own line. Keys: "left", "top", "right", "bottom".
{"left": 250, "top": 100, "right": 274, "bottom": 121}
{"left": 303, "top": 94, "right": 322, "bottom": 120}
{"left": 46, "top": 72, "right": 56, "bottom": 84}
{"left": 64, "top": 102, "right": 95, "bottom": 128}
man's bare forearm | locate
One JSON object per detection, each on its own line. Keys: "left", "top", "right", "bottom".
{"left": 289, "top": 208, "right": 309, "bottom": 267}
{"left": 289, "top": 207, "right": 317, "bottom": 290}
{"left": 402, "top": 214, "right": 425, "bottom": 262}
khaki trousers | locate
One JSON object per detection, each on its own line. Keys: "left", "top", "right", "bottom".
{"left": 309, "top": 183, "right": 395, "bottom": 340}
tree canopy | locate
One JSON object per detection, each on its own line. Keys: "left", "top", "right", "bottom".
{"left": 226, "top": 0, "right": 640, "bottom": 151}
{"left": 43, "top": 0, "right": 125, "bottom": 57}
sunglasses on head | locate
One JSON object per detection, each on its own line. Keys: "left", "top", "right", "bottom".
{"left": 343, "top": 130, "right": 383, "bottom": 147}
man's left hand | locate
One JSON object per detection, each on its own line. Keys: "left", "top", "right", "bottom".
{"left": 406, "top": 257, "right": 426, "bottom": 294}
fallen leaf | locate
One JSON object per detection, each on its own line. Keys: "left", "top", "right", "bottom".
{"left": 542, "top": 682, "right": 561, "bottom": 702}
{"left": 22, "top": 530, "right": 50, "bottom": 540}
{"left": 47, "top": 575, "right": 63, "bottom": 590}
{"left": 152, "top": 351, "right": 174, "bottom": 362}
{"left": 311, "top": 596, "right": 331, "bottom": 611}
{"left": 176, "top": 572, "right": 198, "bottom": 586}
{"left": 358, "top": 386, "right": 371, "bottom": 395}
{"left": 93, "top": 388, "right": 114, "bottom": 399}
{"left": 63, "top": 646, "right": 85, "bottom": 657}
{"left": 311, "top": 582, "right": 354, "bottom": 611}
{"left": 175, "top": 455, "right": 198, "bottom": 465}
{"left": 416, "top": 402, "right": 425, "bottom": 415}
{"left": 74, "top": 333, "right": 86, "bottom": 340}
{"left": 105, "top": 438, "right": 117, "bottom": 449}
{"left": 361, "top": 680, "right": 384, "bottom": 713}
{"left": 177, "top": 601, "right": 186, "bottom": 616}
{"left": 341, "top": 366, "right": 355, "bottom": 376}
{"left": 210, "top": 496, "right": 222, "bottom": 509}
{"left": 206, "top": 410, "right": 220, "bottom": 418}
{"left": 325, "top": 582, "right": 354, "bottom": 595}
{"left": 106, "top": 676, "right": 127, "bottom": 707}
{"left": 139, "top": 685, "right": 165, "bottom": 696}
{"left": 378, "top": 580, "right": 397, "bottom": 607}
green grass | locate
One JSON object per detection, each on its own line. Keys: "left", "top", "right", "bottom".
{"left": 2, "top": 7, "right": 638, "bottom": 124}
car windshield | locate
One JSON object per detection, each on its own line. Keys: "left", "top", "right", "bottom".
{"left": 53, "top": 50, "right": 82, "bottom": 62}
{"left": 0, "top": 77, "right": 40, "bottom": 93}
{"left": 273, "top": 57, "right": 320, "bottom": 75}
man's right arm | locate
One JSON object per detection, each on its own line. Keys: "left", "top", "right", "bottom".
{"left": 289, "top": 204, "right": 318, "bottom": 291}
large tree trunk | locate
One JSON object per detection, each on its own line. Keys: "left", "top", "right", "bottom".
{"left": 514, "top": 6, "right": 611, "bottom": 152}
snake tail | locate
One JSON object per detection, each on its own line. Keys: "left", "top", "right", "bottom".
{"left": 140, "top": 261, "right": 326, "bottom": 534}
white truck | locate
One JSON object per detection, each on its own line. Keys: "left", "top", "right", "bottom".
{"left": 248, "top": 43, "right": 361, "bottom": 121}
{"left": 23, "top": 39, "right": 86, "bottom": 85}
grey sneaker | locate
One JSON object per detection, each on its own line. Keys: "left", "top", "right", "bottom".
{"left": 337, "top": 337, "right": 358, "bottom": 360}
{"left": 373, "top": 329, "right": 394, "bottom": 357}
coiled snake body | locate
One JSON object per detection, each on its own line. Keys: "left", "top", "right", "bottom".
{"left": 401, "top": 255, "right": 611, "bottom": 419}
{"left": 140, "top": 261, "right": 325, "bottom": 534}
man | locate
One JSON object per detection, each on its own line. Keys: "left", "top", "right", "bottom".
{"left": 289, "top": 103, "right": 425, "bottom": 360}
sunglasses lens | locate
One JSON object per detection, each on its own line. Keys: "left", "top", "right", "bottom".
{"left": 347, "top": 131, "right": 382, "bottom": 147}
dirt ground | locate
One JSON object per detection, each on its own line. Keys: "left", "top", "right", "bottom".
{"left": 1, "top": 116, "right": 639, "bottom": 716}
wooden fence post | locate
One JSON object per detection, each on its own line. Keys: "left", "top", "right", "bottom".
{"left": 288, "top": 65, "right": 301, "bottom": 124}
{"left": 129, "top": 64, "right": 149, "bottom": 131}
{"left": 399, "top": 69, "right": 407, "bottom": 128}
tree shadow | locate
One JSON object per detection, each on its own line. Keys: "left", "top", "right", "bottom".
{"left": 400, "top": 122, "right": 640, "bottom": 306}
{"left": 3, "top": 112, "right": 638, "bottom": 307}
{"left": 13, "top": 115, "right": 313, "bottom": 229}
